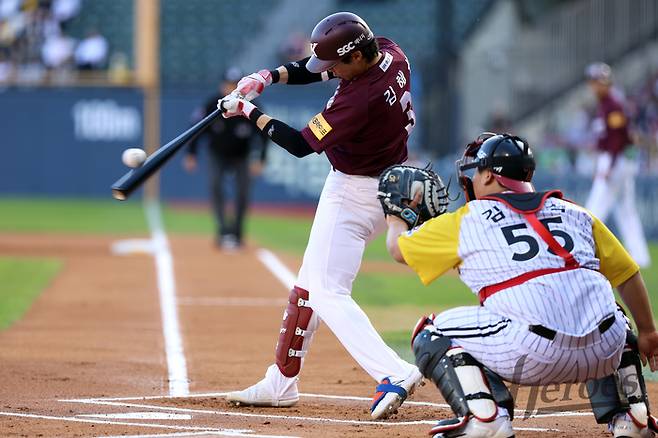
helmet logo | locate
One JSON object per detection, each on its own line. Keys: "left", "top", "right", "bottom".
{"left": 336, "top": 32, "right": 368, "bottom": 56}
{"left": 310, "top": 42, "right": 318, "bottom": 56}
{"left": 476, "top": 149, "right": 487, "bottom": 159}
{"left": 337, "top": 41, "right": 356, "bottom": 56}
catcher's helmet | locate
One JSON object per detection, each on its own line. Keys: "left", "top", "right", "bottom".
{"left": 306, "top": 12, "right": 374, "bottom": 73}
{"left": 456, "top": 133, "right": 536, "bottom": 201}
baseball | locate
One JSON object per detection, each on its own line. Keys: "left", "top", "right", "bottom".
{"left": 122, "top": 148, "right": 147, "bottom": 168}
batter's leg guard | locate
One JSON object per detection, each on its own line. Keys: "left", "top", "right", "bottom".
{"left": 412, "top": 323, "right": 505, "bottom": 436}
{"left": 587, "top": 330, "right": 658, "bottom": 432}
{"left": 275, "top": 287, "right": 314, "bottom": 378}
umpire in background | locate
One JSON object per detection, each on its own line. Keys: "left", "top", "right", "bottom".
{"left": 184, "top": 67, "right": 268, "bottom": 249}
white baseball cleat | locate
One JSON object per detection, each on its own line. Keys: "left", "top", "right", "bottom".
{"left": 609, "top": 412, "right": 655, "bottom": 438}
{"left": 225, "top": 379, "right": 299, "bottom": 407}
{"left": 430, "top": 414, "right": 515, "bottom": 438}
{"left": 370, "top": 368, "right": 424, "bottom": 419}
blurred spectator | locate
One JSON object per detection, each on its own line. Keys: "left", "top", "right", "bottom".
{"left": 74, "top": 28, "right": 107, "bottom": 70}
{"left": 41, "top": 30, "right": 74, "bottom": 69}
{"left": 184, "top": 67, "right": 269, "bottom": 250}
{"left": 51, "top": 0, "right": 79, "bottom": 28}
{"left": 0, "top": 0, "right": 21, "bottom": 20}
{"left": 0, "top": 0, "right": 83, "bottom": 82}
{"left": 108, "top": 51, "right": 129, "bottom": 83}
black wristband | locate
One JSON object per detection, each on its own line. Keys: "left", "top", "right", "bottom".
{"left": 249, "top": 107, "right": 263, "bottom": 123}
{"left": 270, "top": 69, "right": 280, "bottom": 84}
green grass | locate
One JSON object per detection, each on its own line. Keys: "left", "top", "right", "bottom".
{"left": 0, "top": 258, "right": 61, "bottom": 330}
{"left": 1, "top": 197, "right": 657, "bottom": 361}
{"left": 353, "top": 272, "right": 474, "bottom": 308}
{"left": 0, "top": 198, "right": 148, "bottom": 234}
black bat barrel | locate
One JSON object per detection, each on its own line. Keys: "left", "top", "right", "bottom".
{"left": 111, "top": 107, "right": 222, "bottom": 200}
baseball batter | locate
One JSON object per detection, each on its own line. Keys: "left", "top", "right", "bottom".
{"left": 585, "top": 62, "right": 650, "bottom": 268}
{"left": 217, "top": 12, "right": 422, "bottom": 418}
{"left": 384, "top": 133, "right": 658, "bottom": 437}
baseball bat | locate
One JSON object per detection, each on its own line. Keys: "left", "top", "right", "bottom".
{"left": 111, "top": 107, "right": 222, "bottom": 201}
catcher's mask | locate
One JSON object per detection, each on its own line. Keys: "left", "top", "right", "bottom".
{"left": 456, "top": 132, "right": 535, "bottom": 201}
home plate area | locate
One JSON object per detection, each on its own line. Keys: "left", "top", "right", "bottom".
{"left": 43, "top": 390, "right": 602, "bottom": 437}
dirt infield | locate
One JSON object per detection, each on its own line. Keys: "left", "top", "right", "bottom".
{"left": 1, "top": 232, "right": 657, "bottom": 437}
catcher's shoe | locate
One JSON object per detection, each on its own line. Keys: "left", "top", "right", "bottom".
{"left": 225, "top": 379, "right": 299, "bottom": 408}
{"left": 430, "top": 414, "right": 514, "bottom": 438}
{"left": 609, "top": 412, "right": 656, "bottom": 438}
{"left": 370, "top": 368, "right": 424, "bottom": 419}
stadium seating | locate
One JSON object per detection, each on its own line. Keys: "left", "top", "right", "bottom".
{"left": 159, "top": 0, "right": 278, "bottom": 86}
{"left": 65, "top": 0, "right": 278, "bottom": 86}
{"left": 66, "top": 0, "right": 133, "bottom": 66}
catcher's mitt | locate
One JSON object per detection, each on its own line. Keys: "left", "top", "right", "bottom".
{"left": 377, "top": 165, "right": 449, "bottom": 229}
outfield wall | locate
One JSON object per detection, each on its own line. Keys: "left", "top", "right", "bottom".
{"left": 0, "top": 86, "right": 330, "bottom": 204}
{"left": 1, "top": 87, "right": 658, "bottom": 238}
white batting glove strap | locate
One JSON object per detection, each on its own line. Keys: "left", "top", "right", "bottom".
{"left": 218, "top": 93, "right": 256, "bottom": 119}
{"left": 236, "top": 70, "right": 272, "bottom": 101}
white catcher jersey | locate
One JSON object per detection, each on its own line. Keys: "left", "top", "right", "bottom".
{"left": 399, "top": 192, "right": 639, "bottom": 337}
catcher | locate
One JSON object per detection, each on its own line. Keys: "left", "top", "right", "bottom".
{"left": 379, "top": 133, "right": 658, "bottom": 437}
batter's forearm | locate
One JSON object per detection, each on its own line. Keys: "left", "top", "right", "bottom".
{"left": 386, "top": 216, "right": 408, "bottom": 264}
{"left": 250, "top": 112, "right": 313, "bottom": 158}
{"left": 618, "top": 271, "right": 656, "bottom": 333}
{"left": 270, "top": 57, "right": 334, "bottom": 85}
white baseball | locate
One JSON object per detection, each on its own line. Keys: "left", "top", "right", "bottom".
{"left": 122, "top": 148, "right": 147, "bottom": 168}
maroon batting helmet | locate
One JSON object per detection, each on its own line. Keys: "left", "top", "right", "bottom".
{"left": 306, "top": 12, "right": 374, "bottom": 73}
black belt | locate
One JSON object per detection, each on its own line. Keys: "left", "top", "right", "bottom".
{"left": 529, "top": 315, "right": 615, "bottom": 341}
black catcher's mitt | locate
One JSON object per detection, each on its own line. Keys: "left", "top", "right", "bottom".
{"left": 377, "top": 165, "right": 449, "bottom": 229}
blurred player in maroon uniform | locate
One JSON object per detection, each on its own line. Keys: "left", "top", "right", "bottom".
{"left": 216, "top": 12, "right": 423, "bottom": 418}
{"left": 585, "top": 62, "right": 650, "bottom": 268}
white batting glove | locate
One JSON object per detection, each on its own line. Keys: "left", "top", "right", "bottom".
{"left": 235, "top": 70, "right": 272, "bottom": 101}
{"left": 218, "top": 93, "right": 257, "bottom": 119}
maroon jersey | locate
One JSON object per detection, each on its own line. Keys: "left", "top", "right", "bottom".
{"left": 301, "top": 37, "right": 413, "bottom": 176}
{"left": 596, "top": 93, "right": 632, "bottom": 157}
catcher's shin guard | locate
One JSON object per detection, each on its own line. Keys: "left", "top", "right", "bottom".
{"left": 484, "top": 366, "right": 515, "bottom": 421}
{"left": 412, "top": 322, "right": 507, "bottom": 435}
{"left": 275, "top": 287, "right": 314, "bottom": 378}
{"left": 587, "top": 330, "right": 658, "bottom": 431}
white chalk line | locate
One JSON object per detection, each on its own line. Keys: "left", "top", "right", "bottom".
{"left": 178, "top": 297, "right": 287, "bottom": 307}
{"left": 0, "top": 411, "right": 297, "bottom": 437}
{"left": 255, "top": 248, "right": 296, "bottom": 290}
{"left": 60, "top": 397, "right": 561, "bottom": 431}
{"left": 96, "top": 432, "right": 284, "bottom": 438}
{"left": 67, "top": 389, "right": 587, "bottom": 419}
{"left": 62, "top": 398, "right": 441, "bottom": 426}
{"left": 145, "top": 199, "right": 189, "bottom": 397}
{"left": 97, "top": 432, "right": 237, "bottom": 438}
{"left": 78, "top": 412, "right": 192, "bottom": 420}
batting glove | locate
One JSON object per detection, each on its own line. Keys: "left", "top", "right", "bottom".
{"left": 218, "top": 93, "right": 257, "bottom": 119}
{"left": 235, "top": 70, "right": 272, "bottom": 101}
